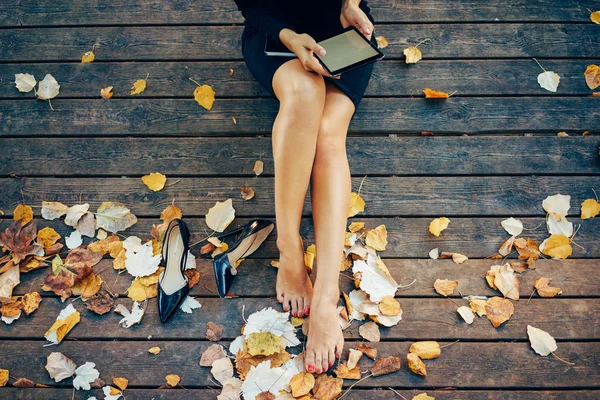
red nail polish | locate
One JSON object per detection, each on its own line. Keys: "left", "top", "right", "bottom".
{"left": 307, "top": 364, "right": 314, "bottom": 372}
{"left": 292, "top": 311, "right": 296, "bottom": 317}
{"left": 329, "top": 362, "right": 333, "bottom": 366}
{"left": 306, "top": 307, "right": 310, "bottom": 315}
{"left": 316, "top": 369, "right": 322, "bottom": 374}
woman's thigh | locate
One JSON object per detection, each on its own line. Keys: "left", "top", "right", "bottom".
{"left": 272, "top": 58, "right": 326, "bottom": 104}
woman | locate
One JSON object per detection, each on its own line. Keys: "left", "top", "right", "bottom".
{"left": 233, "top": 0, "right": 376, "bottom": 375}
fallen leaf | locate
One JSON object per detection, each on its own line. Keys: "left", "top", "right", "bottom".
{"left": 347, "top": 348, "right": 363, "bottom": 370}
{"left": 13, "top": 204, "right": 33, "bottom": 226}
{"left": 113, "top": 377, "right": 128, "bottom": 391}
{"left": 469, "top": 298, "right": 487, "bottom": 317}
{"left": 101, "top": 86, "right": 113, "bottom": 99}
{"left": 407, "top": 353, "right": 427, "bottom": 376}
{"left": 539, "top": 234, "right": 572, "bottom": 259}
{"left": 534, "top": 277, "right": 562, "bottom": 298}
{"left": 45, "top": 352, "right": 76, "bottom": 382}
{"left": 429, "top": 248, "right": 439, "bottom": 259}
{"left": 207, "top": 321, "right": 223, "bottom": 341}
{"left": 15, "top": 73, "right": 36, "bottom": 93}
{"left": 452, "top": 253, "right": 468, "bottom": 264}
{"left": 114, "top": 301, "right": 145, "bottom": 328}
{"left": 374, "top": 35, "right": 388, "bottom": 48}
{"left": 73, "top": 362, "right": 100, "bottom": 390}
{"left": 0, "top": 265, "right": 20, "bottom": 299}
{"left": 71, "top": 273, "right": 102, "bottom": 300}
{"left": 485, "top": 296, "right": 514, "bottom": 328}
{"left": 41, "top": 201, "right": 69, "bottom": 220}
{"left": 44, "top": 304, "right": 80, "bottom": 344}
{"left": 493, "top": 263, "right": 520, "bottom": 300}
{"left": 501, "top": 217, "right": 523, "bottom": 236}
{"left": 290, "top": 372, "right": 315, "bottom": 397}
{"left": 365, "top": 224, "right": 387, "bottom": 251}
{"left": 333, "top": 362, "right": 361, "bottom": 379}
{"left": 240, "top": 186, "right": 255, "bottom": 201}
{"left": 95, "top": 202, "right": 138, "bottom": 233}
{"left": 21, "top": 292, "right": 42, "bottom": 315}
{"left": 65, "top": 230, "right": 83, "bottom": 250}
{"left": 433, "top": 279, "right": 458, "bottom": 296}
{"left": 581, "top": 198, "right": 600, "bottom": 219}
{"left": 85, "top": 290, "right": 114, "bottom": 315}
{"left": 358, "top": 321, "right": 380, "bottom": 342}
{"left": 409, "top": 341, "right": 440, "bottom": 360}
{"left": 357, "top": 343, "right": 377, "bottom": 359}
{"left": 428, "top": 217, "right": 450, "bottom": 236}
{"left": 141, "top": 172, "right": 167, "bottom": 191}
{"left": 378, "top": 295, "right": 401, "bottom": 316}
{"left": 81, "top": 50, "right": 95, "bottom": 63}
{"left": 584, "top": 64, "right": 600, "bottom": 90}
{"left": 246, "top": 331, "right": 282, "bottom": 356}
{"left": 348, "top": 192, "right": 366, "bottom": 217}
{"left": 537, "top": 71, "right": 560, "bottom": 92}
{"left": 200, "top": 344, "right": 227, "bottom": 366}
{"left": 125, "top": 240, "right": 161, "bottom": 278}
{"left": 591, "top": 10, "right": 600, "bottom": 23}
{"left": 371, "top": 356, "right": 401, "bottom": 376}
{"left": 212, "top": 357, "right": 234, "bottom": 385}
{"left": 424, "top": 88, "right": 449, "bottom": 99}
{"left": 312, "top": 374, "right": 343, "bottom": 400}
{"left": 457, "top": 306, "right": 475, "bottom": 324}
{"left": 253, "top": 160, "right": 264, "bottom": 176}
{"left": 37, "top": 74, "right": 60, "bottom": 100}
{"left": 12, "top": 377, "right": 34, "bottom": 388}
{"left": 180, "top": 295, "right": 202, "bottom": 313}
{"left": 165, "top": 374, "right": 180, "bottom": 387}
{"left": 37, "top": 226, "right": 62, "bottom": 251}
{"left": 514, "top": 238, "right": 540, "bottom": 260}
{"left": 194, "top": 84, "right": 216, "bottom": 110}
{"left": 403, "top": 46, "right": 422, "bottom": 63}
{"left": 103, "top": 385, "right": 123, "bottom": 400}
{"left": 0, "top": 370, "right": 7, "bottom": 387}
{"left": 527, "top": 325, "right": 557, "bottom": 356}
{"left": 413, "top": 394, "right": 435, "bottom": 400}
{"left": 0, "top": 219, "right": 43, "bottom": 264}
{"left": 130, "top": 77, "right": 147, "bottom": 95}
{"left": 205, "top": 199, "right": 235, "bottom": 232}
{"left": 148, "top": 346, "right": 161, "bottom": 355}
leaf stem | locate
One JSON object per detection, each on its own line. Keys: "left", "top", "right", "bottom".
{"left": 532, "top": 58, "right": 546, "bottom": 72}
{"left": 551, "top": 351, "right": 575, "bottom": 365}
{"left": 338, "top": 372, "right": 373, "bottom": 399}
{"left": 414, "top": 38, "right": 432, "bottom": 49}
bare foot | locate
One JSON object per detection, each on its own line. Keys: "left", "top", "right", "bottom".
{"left": 276, "top": 235, "right": 313, "bottom": 317}
{"left": 304, "top": 295, "right": 344, "bottom": 374}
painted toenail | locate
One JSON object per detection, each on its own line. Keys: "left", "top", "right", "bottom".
{"left": 307, "top": 364, "right": 314, "bottom": 372}
{"left": 292, "top": 311, "right": 296, "bottom": 316}
{"left": 316, "top": 369, "right": 322, "bottom": 374}
{"left": 329, "top": 362, "right": 333, "bottom": 366}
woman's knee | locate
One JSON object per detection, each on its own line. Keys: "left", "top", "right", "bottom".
{"left": 314, "top": 116, "right": 349, "bottom": 160}
{"left": 272, "top": 59, "right": 326, "bottom": 106}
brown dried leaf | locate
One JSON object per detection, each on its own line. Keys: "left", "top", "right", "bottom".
{"left": 113, "top": 377, "right": 129, "bottom": 391}
{"left": 313, "top": 374, "right": 343, "bottom": 400}
{"left": 12, "top": 377, "right": 34, "bottom": 388}
{"left": 0, "top": 220, "right": 43, "bottom": 265}
{"left": 485, "top": 296, "right": 514, "bottom": 328}
{"left": 433, "top": 279, "right": 458, "bottom": 296}
{"left": 534, "top": 277, "right": 562, "bottom": 298}
{"left": 358, "top": 321, "right": 380, "bottom": 342}
{"left": 85, "top": 290, "right": 114, "bottom": 315}
{"left": 514, "top": 238, "right": 540, "bottom": 260}
{"left": 240, "top": 186, "right": 255, "bottom": 201}
{"left": 21, "top": 292, "right": 42, "bottom": 315}
{"left": 206, "top": 321, "right": 223, "bottom": 341}
{"left": 333, "top": 362, "right": 361, "bottom": 379}
{"left": 371, "top": 356, "right": 401, "bottom": 376}
{"left": 356, "top": 343, "right": 377, "bottom": 360}
{"left": 378, "top": 295, "right": 401, "bottom": 316}
{"left": 200, "top": 344, "right": 227, "bottom": 366}
{"left": 71, "top": 273, "right": 102, "bottom": 300}
{"left": 235, "top": 341, "right": 290, "bottom": 380}
{"left": 584, "top": 64, "right": 600, "bottom": 90}
{"left": 42, "top": 248, "right": 102, "bottom": 301}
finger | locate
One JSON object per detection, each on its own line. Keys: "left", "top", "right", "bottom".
{"left": 307, "top": 58, "right": 331, "bottom": 77}
{"left": 303, "top": 36, "right": 326, "bottom": 56}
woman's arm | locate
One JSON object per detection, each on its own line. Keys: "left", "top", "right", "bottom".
{"left": 233, "top": 0, "right": 297, "bottom": 43}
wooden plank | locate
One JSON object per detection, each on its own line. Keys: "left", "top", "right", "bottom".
{"left": 15, "top": 258, "right": 600, "bottom": 298}
{"left": 2, "top": 60, "right": 599, "bottom": 98}
{"left": 1, "top": 24, "right": 598, "bottom": 62}
{"left": 1, "top": 98, "right": 599, "bottom": 136}
{"left": 1, "top": 341, "right": 597, "bottom": 388}
{"left": 10, "top": 216, "right": 599, "bottom": 258}
{"left": 2, "top": 136, "right": 598, "bottom": 176}
{"left": 1, "top": 297, "right": 596, "bottom": 340}
{"left": 0, "top": 0, "right": 595, "bottom": 26}
{"left": 3, "top": 176, "right": 600, "bottom": 217}
{"left": 2, "top": 388, "right": 599, "bottom": 400}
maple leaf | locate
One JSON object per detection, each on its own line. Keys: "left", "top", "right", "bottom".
{"left": 428, "top": 217, "right": 450, "bottom": 236}
{"left": 371, "top": 356, "right": 401, "bottom": 376}
{"left": 409, "top": 341, "right": 440, "bottom": 359}
{"left": 193, "top": 84, "right": 216, "bottom": 110}
{"left": 433, "top": 279, "right": 458, "bottom": 296}
{"left": 42, "top": 248, "right": 101, "bottom": 300}
{"left": 141, "top": 172, "right": 167, "bottom": 191}
{"left": 180, "top": 295, "right": 202, "bottom": 313}
{"left": 95, "top": 202, "right": 138, "bottom": 233}
{"left": 15, "top": 73, "right": 36, "bottom": 92}
{"left": 584, "top": 64, "right": 599, "bottom": 90}
{"left": 348, "top": 192, "right": 365, "bottom": 217}
{"left": 73, "top": 362, "right": 100, "bottom": 390}
{"left": 205, "top": 199, "right": 235, "bottom": 232}
{"left": 407, "top": 353, "right": 427, "bottom": 376}
{"left": 0, "top": 220, "right": 43, "bottom": 264}
{"left": 114, "top": 301, "right": 145, "bottom": 328}
{"left": 527, "top": 325, "right": 557, "bottom": 356}
{"left": 37, "top": 74, "right": 60, "bottom": 100}
{"left": 200, "top": 344, "right": 227, "bottom": 366}
{"left": 45, "top": 352, "right": 76, "bottom": 382}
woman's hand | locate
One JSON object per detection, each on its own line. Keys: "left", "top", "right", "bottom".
{"left": 279, "top": 28, "right": 334, "bottom": 77}
{"left": 340, "top": 0, "right": 373, "bottom": 40}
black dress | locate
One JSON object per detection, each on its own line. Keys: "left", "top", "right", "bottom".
{"left": 234, "top": 0, "right": 376, "bottom": 112}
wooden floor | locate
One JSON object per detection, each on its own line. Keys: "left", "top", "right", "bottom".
{"left": 1, "top": 1, "right": 599, "bottom": 399}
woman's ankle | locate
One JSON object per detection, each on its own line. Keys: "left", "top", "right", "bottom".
{"left": 276, "top": 233, "right": 304, "bottom": 256}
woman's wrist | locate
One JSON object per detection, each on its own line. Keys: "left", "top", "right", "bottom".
{"left": 278, "top": 28, "right": 296, "bottom": 47}
{"left": 342, "top": 0, "right": 361, "bottom": 11}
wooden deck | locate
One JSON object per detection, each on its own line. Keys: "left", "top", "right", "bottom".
{"left": 1, "top": 0, "right": 599, "bottom": 399}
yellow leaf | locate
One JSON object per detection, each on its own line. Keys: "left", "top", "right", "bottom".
{"left": 452, "top": 252, "right": 468, "bottom": 264}
{"left": 428, "top": 217, "right": 450, "bottom": 236}
{"left": 229, "top": 68, "right": 234, "bottom": 76}
{"left": 160, "top": 205, "right": 183, "bottom": 222}
{"left": 141, "top": 172, "right": 167, "bottom": 191}
{"left": 304, "top": 251, "right": 315, "bottom": 273}
{"left": 13, "top": 204, "right": 33, "bottom": 226}
{"left": 44, "top": 308, "right": 80, "bottom": 344}
{"left": 165, "top": 374, "right": 180, "bottom": 387}
{"left": 22, "top": 292, "right": 42, "bottom": 315}
{"left": 591, "top": 10, "right": 600, "bottom": 24}
{"left": 413, "top": 394, "right": 435, "bottom": 400}
{"left": 348, "top": 221, "right": 365, "bottom": 232}
{"left": 409, "top": 341, "right": 440, "bottom": 359}
{"left": 423, "top": 88, "right": 449, "bottom": 99}
{"left": 541, "top": 234, "right": 572, "bottom": 259}
{"left": 100, "top": 86, "right": 113, "bottom": 99}
{"left": 534, "top": 277, "right": 562, "bottom": 298}
{"left": 71, "top": 273, "right": 102, "bottom": 300}
{"left": 375, "top": 36, "right": 388, "bottom": 48}
{"left": 333, "top": 362, "right": 361, "bottom": 379}
{"left": 365, "top": 224, "right": 387, "bottom": 251}
{"left": 193, "top": 84, "right": 216, "bottom": 110}
{"left": 130, "top": 78, "right": 147, "bottom": 95}
{"left": 290, "top": 372, "right": 315, "bottom": 397}
{"left": 581, "top": 198, "right": 600, "bottom": 219}
{"left": 485, "top": 296, "right": 514, "bottom": 328}
{"left": 127, "top": 278, "right": 157, "bottom": 301}
{"left": 246, "top": 331, "right": 282, "bottom": 356}
{"left": 148, "top": 346, "right": 161, "bottom": 355}
{"left": 407, "top": 353, "right": 427, "bottom": 376}
{"left": 81, "top": 51, "right": 95, "bottom": 63}
{"left": 253, "top": 160, "right": 264, "bottom": 176}
{"left": 469, "top": 298, "right": 487, "bottom": 316}
{"left": 290, "top": 316, "right": 304, "bottom": 327}
{"left": 403, "top": 46, "right": 422, "bottom": 64}
{"left": 205, "top": 199, "right": 235, "bottom": 232}
{"left": 37, "top": 227, "right": 62, "bottom": 249}
{"left": 113, "top": 377, "right": 128, "bottom": 390}
{"left": 112, "top": 248, "right": 127, "bottom": 270}
{"left": 433, "top": 279, "right": 458, "bottom": 296}
{"left": 0, "top": 370, "right": 8, "bottom": 387}
{"left": 378, "top": 295, "right": 400, "bottom": 316}
{"left": 348, "top": 192, "right": 365, "bottom": 217}
{"left": 584, "top": 64, "right": 600, "bottom": 90}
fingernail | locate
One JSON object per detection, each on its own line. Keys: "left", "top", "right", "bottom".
{"left": 319, "top": 48, "right": 326, "bottom": 56}
{"left": 307, "top": 364, "right": 314, "bottom": 372}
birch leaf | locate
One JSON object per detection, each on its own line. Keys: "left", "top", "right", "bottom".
{"left": 358, "top": 321, "right": 380, "bottom": 342}
{"left": 73, "top": 362, "right": 100, "bottom": 390}
{"left": 205, "top": 199, "right": 235, "bottom": 232}
{"left": 501, "top": 217, "right": 523, "bottom": 236}
{"left": 403, "top": 46, "right": 421, "bottom": 63}
{"left": 253, "top": 160, "right": 264, "bottom": 176}
{"left": 428, "top": 217, "right": 450, "bottom": 236}
{"left": 65, "top": 204, "right": 90, "bottom": 227}
{"left": 409, "top": 341, "right": 440, "bottom": 359}
{"left": 15, "top": 73, "right": 36, "bottom": 93}
{"left": 130, "top": 78, "right": 147, "bottom": 95}
{"left": 81, "top": 51, "right": 95, "bottom": 63}
{"left": 539, "top": 234, "right": 572, "bottom": 259}
{"left": 527, "top": 325, "right": 557, "bottom": 356}
{"left": 211, "top": 357, "right": 234, "bottom": 385}
{"left": 41, "top": 201, "right": 68, "bottom": 220}
{"left": 433, "top": 279, "right": 458, "bottom": 296}
{"left": 44, "top": 304, "right": 80, "bottom": 344}
{"left": 194, "top": 84, "right": 216, "bottom": 110}
{"left": 581, "top": 198, "right": 600, "bottom": 219}
{"left": 37, "top": 74, "right": 60, "bottom": 100}
{"left": 141, "top": 172, "right": 167, "bottom": 191}
{"left": 584, "top": 64, "right": 600, "bottom": 90}
{"left": 95, "top": 202, "right": 138, "bottom": 233}
{"left": 537, "top": 71, "right": 560, "bottom": 92}
{"left": 348, "top": 192, "right": 365, "bottom": 217}
{"left": 457, "top": 306, "right": 475, "bottom": 324}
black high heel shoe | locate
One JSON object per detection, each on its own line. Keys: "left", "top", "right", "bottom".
{"left": 157, "top": 218, "right": 191, "bottom": 323}
{"left": 212, "top": 219, "right": 274, "bottom": 297}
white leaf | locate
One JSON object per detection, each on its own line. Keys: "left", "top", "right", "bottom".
{"left": 241, "top": 360, "right": 288, "bottom": 400}
{"left": 211, "top": 357, "right": 234, "bottom": 385}
{"left": 73, "top": 362, "right": 100, "bottom": 391}
{"left": 0, "top": 264, "right": 20, "bottom": 299}
{"left": 114, "top": 301, "right": 145, "bottom": 328}
{"left": 457, "top": 306, "right": 475, "bottom": 324}
{"left": 45, "top": 304, "right": 79, "bottom": 345}
{"left": 218, "top": 377, "right": 243, "bottom": 400}
{"left": 537, "top": 71, "right": 560, "bottom": 92}
{"left": 376, "top": 310, "right": 403, "bottom": 327}
{"left": 45, "top": 352, "right": 77, "bottom": 382}
{"left": 2, "top": 310, "right": 21, "bottom": 325}
{"left": 125, "top": 241, "right": 161, "bottom": 278}
{"left": 352, "top": 256, "right": 399, "bottom": 302}
{"left": 205, "top": 199, "right": 235, "bottom": 232}
{"left": 547, "top": 214, "right": 573, "bottom": 237}
{"left": 527, "top": 325, "right": 557, "bottom": 356}
{"left": 501, "top": 217, "right": 523, "bottom": 236}
{"left": 65, "top": 203, "right": 90, "bottom": 227}
{"left": 37, "top": 74, "right": 60, "bottom": 100}
{"left": 122, "top": 236, "right": 142, "bottom": 252}
{"left": 542, "top": 194, "right": 571, "bottom": 217}
{"left": 347, "top": 349, "right": 363, "bottom": 370}
{"left": 428, "top": 248, "right": 439, "bottom": 260}
{"left": 15, "top": 73, "right": 37, "bottom": 93}
{"left": 95, "top": 202, "right": 138, "bottom": 233}
{"left": 41, "top": 201, "right": 69, "bottom": 220}
{"left": 65, "top": 230, "right": 83, "bottom": 250}
{"left": 102, "top": 386, "right": 123, "bottom": 400}
{"left": 229, "top": 335, "right": 245, "bottom": 355}
{"left": 244, "top": 307, "right": 299, "bottom": 348}
{"left": 180, "top": 296, "right": 202, "bottom": 313}
{"left": 347, "top": 289, "right": 368, "bottom": 321}
{"left": 493, "top": 263, "right": 520, "bottom": 300}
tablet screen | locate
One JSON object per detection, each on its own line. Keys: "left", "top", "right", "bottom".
{"left": 317, "top": 28, "right": 381, "bottom": 73}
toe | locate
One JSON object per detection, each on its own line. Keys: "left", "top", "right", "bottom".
{"left": 319, "top": 351, "right": 329, "bottom": 373}
{"left": 305, "top": 350, "right": 316, "bottom": 373}
{"left": 335, "top": 339, "right": 344, "bottom": 358}
{"left": 295, "top": 298, "right": 304, "bottom": 317}
{"left": 290, "top": 296, "right": 300, "bottom": 317}
{"left": 328, "top": 347, "right": 336, "bottom": 369}
{"left": 314, "top": 352, "right": 323, "bottom": 374}
{"left": 303, "top": 296, "right": 311, "bottom": 316}
{"left": 276, "top": 289, "right": 284, "bottom": 303}
{"left": 282, "top": 295, "right": 292, "bottom": 313}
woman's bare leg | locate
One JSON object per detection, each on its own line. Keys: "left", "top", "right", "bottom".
{"left": 272, "top": 59, "right": 326, "bottom": 318}
{"left": 304, "top": 80, "right": 356, "bottom": 373}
